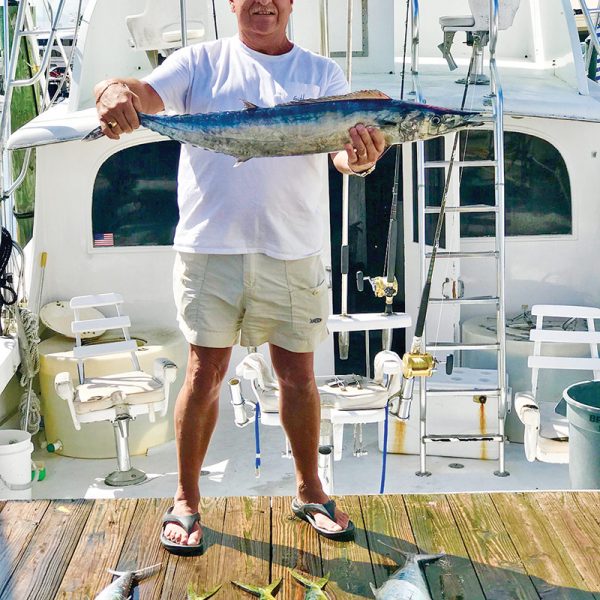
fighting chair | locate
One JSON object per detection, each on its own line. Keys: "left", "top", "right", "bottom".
{"left": 54, "top": 293, "right": 177, "bottom": 486}
{"left": 228, "top": 312, "right": 412, "bottom": 493}
{"left": 438, "top": 0, "right": 521, "bottom": 83}
{"left": 515, "top": 304, "right": 600, "bottom": 464}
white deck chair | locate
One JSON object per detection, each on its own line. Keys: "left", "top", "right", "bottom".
{"left": 514, "top": 304, "right": 600, "bottom": 464}
{"left": 438, "top": 0, "right": 520, "bottom": 74}
{"left": 54, "top": 293, "right": 177, "bottom": 486}
{"left": 228, "top": 312, "right": 411, "bottom": 493}
{"left": 126, "top": 0, "right": 209, "bottom": 52}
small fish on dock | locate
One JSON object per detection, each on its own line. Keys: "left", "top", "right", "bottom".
{"left": 231, "top": 576, "right": 282, "bottom": 598}
{"left": 370, "top": 542, "right": 443, "bottom": 600}
{"left": 291, "top": 569, "right": 330, "bottom": 599}
{"left": 94, "top": 562, "right": 161, "bottom": 600}
{"left": 187, "top": 582, "right": 223, "bottom": 599}
{"left": 81, "top": 90, "right": 483, "bottom": 162}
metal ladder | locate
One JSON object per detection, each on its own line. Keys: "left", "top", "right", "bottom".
{"left": 409, "top": 0, "right": 508, "bottom": 477}
{"left": 0, "top": 0, "right": 75, "bottom": 230}
{"left": 578, "top": 0, "right": 600, "bottom": 82}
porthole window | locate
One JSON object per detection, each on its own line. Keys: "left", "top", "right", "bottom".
{"left": 459, "top": 131, "right": 571, "bottom": 237}
{"left": 92, "top": 141, "right": 180, "bottom": 247}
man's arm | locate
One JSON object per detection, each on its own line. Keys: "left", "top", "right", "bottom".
{"left": 94, "top": 78, "right": 164, "bottom": 140}
{"left": 331, "top": 123, "right": 386, "bottom": 176}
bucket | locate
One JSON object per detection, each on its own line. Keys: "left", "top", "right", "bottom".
{"left": 563, "top": 381, "right": 600, "bottom": 489}
{"left": 0, "top": 429, "right": 34, "bottom": 500}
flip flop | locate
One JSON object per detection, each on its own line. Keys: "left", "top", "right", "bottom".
{"left": 291, "top": 497, "right": 355, "bottom": 541}
{"left": 160, "top": 506, "right": 204, "bottom": 556}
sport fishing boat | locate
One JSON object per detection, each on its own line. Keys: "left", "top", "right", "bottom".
{"left": 0, "top": 0, "right": 599, "bottom": 506}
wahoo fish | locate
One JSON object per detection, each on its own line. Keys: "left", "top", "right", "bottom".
{"left": 84, "top": 90, "right": 482, "bottom": 162}
{"left": 94, "top": 562, "right": 161, "bottom": 600}
{"left": 232, "top": 577, "right": 282, "bottom": 598}
{"left": 370, "top": 547, "right": 443, "bottom": 600}
{"left": 187, "top": 582, "right": 223, "bottom": 599}
{"left": 291, "top": 569, "right": 330, "bottom": 599}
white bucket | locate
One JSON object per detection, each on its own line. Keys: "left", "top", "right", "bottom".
{"left": 0, "top": 429, "right": 34, "bottom": 500}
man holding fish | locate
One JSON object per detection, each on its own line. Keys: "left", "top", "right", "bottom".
{"left": 94, "top": 0, "right": 385, "bottom": 554}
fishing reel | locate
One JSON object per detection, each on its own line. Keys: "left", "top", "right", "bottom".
{"left": 388, "top": 349, "right": 435, "bottom": 420}
{"left": 356, "top": 271, "right": 398, "bottom": 303}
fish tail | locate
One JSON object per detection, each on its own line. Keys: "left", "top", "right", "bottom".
{"left": 415, "top": 553, "right": 444, "bottom": 566}
{"left": 232, "top": 577, "right": 282, "bottom": 597}
{"left": 290, "top": 570, "right": 329, "bottom": 590}
{"left": 187, "top": 582, "right": 222, "bottom": 599}
{"left": 377, "top": 539, "right": 444, "bottom": 564}
{"left": 133, "top": 562, "right": 162, "bottom": 581}
{"left": 82, "top": 125, "right": 105, "bottom": 141}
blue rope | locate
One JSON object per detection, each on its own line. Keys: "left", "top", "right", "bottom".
{"left": 254, "top": 402, "right": 261, "bottom": 476}
{"left": 379, "top": 403, "right": 390, "bottom": 494}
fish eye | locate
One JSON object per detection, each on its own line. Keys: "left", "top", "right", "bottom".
{"left": 431, "top": 115, "right": 441, "bottom": 125}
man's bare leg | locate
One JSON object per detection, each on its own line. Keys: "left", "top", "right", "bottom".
{"left": 270, "top": 344, "right": 350, "bottom": 533}
{"left": 163, "top": 344, "right": 232, "bottom": 545}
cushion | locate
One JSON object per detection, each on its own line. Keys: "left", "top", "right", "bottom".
{"left": 257, "top": 375, "right": 389, "bottom": 413}
{"left": 74, "top": 370, "right": 164, "bottom": 414}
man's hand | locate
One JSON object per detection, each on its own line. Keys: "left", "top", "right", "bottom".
{"left": 94, "top": 78, "right": 164, "bottom": 140}
{"left": 95, "top": 80, "right": 142, "bottom": 140}
{"left": 345, "top": 124, "right": 386, "bottom": 173}
{"left": 331, "top": 124, "right": 386, "bottom": 176}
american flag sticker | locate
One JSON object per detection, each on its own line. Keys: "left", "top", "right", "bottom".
{"left": 93, "top": 232, "right": 114, "bottom": 247}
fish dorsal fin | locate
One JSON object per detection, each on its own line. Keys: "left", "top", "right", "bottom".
{"left": 275, "top": 89, "right": 391, "bottom": 108}
{"left": 242, "top": 89, "right": 390, "bottom": 111}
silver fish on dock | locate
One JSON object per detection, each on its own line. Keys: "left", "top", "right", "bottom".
{"left": 231, "top": 576, "right": 282, "bottom": 599}
{"left": 370, "top": 547, "right": 443, "bottom": 600}
{"left": 187, "top": 582, "right": 223, "bottom": 599}
{"left": 290, "top": 569, "right": 330, "bottom": 599}
{"left": 84, "top": 90, "right": 483, "bottom": 162}
{"left": 94, "top": 562, "right": 161, "bottom": 600}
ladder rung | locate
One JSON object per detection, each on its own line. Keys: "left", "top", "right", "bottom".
{"left": 426, "top": 342, "right": 500, "bottom": 351}
{"left": 425, "top": 205, "right": 498, "bottom": 214}
{"left": 425, "top": 251, "right": 498, "bottom": 259}
{"left": 22, "top": 28, "right": 75, "bottom": 36}
{"left": 425, "top": 389, "right": 501, "bottom": 397}
{"left": 429, "top": 296, "right": 499, "bottom": 305}
{"left": 423, "top": 434, "right": 504, "bottom": 443}
{"left": 425, "top": 160, "right": 497, "bottom": 168}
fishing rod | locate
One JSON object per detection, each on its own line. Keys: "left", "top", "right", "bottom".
{"left": 389, "top": 52, "right": 476, "bottom": 421}
{"left": 338, "top": 0, "right": 353, "bottom": 360}
{"left": 356, "top": 0, "right": 411, "bottom": 357}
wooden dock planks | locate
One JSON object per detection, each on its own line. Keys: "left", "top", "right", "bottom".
{"left": 0, "top": 492, "right": 599, "bottom": 599}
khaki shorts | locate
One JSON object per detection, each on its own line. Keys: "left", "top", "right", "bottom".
{"left": 173, "top": 252, "right": 329, "bottom": 353}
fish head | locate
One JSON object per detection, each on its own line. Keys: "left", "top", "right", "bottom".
{"left": 422, "top": 107, "right": 484, "bottom": 138}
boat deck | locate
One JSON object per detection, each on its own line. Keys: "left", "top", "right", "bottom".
{"left": 2, "top": 492, "right": 600, "bottom": 599}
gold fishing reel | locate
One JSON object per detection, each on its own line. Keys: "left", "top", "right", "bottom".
{"left": 401, "top": 350, "right": 435, "bottom": 379}
{"left": 356, "top": 272, "right": 398, "bottom": 302}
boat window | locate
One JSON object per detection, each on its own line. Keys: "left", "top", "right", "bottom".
{"left": 459, "top": 131, "right": 571, "bottom": 237}
{"left": 92, "top": 141, "right": 180, "bottom": 247}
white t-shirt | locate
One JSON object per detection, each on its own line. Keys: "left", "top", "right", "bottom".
{"left": 143, "top": 36, "right": 348, "bottom": 259}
